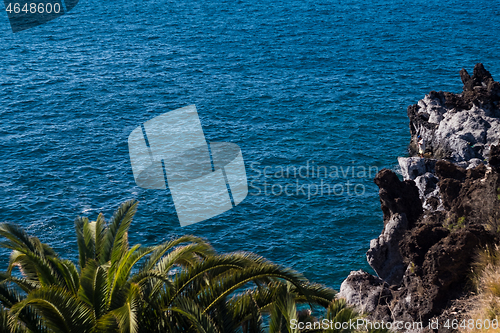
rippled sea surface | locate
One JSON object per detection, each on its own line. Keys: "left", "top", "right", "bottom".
{"left": 1, "top": 0, "right": 499, "bottom": 288}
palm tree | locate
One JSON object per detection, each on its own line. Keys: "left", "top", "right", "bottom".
{"left": 0, "top": 200, "right": 373, "bottom": 333}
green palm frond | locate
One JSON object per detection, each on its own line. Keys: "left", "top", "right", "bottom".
{"left": 95, "top": 283, "right": 141, "bottom": 333}
{"left": 108, "top": 245, "right": 154, "bottom": 310}
{"left": 289, "top": 283, "right": 336, "bottom": 308}
{"left": 0, "top": 275, "right": 46, "bottom": 333}
{"left": 141, "top": 235, "right": 214, "bottom": 272}
{"left": 238, "top": 291, "right": 265, "bottom": 333}
{"left": 0, "top": 281, "right": 24, "bottom": 309}
{"left": 1, "top": 224, "right": 63, "bottom": 288}
{"left": 201, "top": 263, "right": 309, "bottom": 314}
{"left": 322, "top": 298, "right": 359, "bottom": 333}
{"left": 167, "top": 254, "right": 271, "bottom": 308}
{"left": 105, "top": 200, "right": 138, "bottom": 266}
{"left": 0, "top": 306, "right": 32, "bottom": 333}
{"left": 166, "top": 297, "right": 222, "bottom": 333}
{"left": 8, "top": 250, "right": 40, "bottom": 283}
{"left": 10, "top": 286, "right": 94, "bottom": 333}
{"left": 7, "top": 275, "right": 41, "bottom": 294}
{"left": 75, "top": 217, "right": 96, "bottom": 271}
{"left": 8, "top": 248, "right": 60, "bottom": 287}
{"left": 93, "top": 214, "right": 107, "bottom": 266}
{"left": 129, "top": 269, "right": 173, "bottom": 293}
{"left": 269, "top": 282, "right": 299, "bottom": 333}
{"left": 0, "top": 223, "right": 54, "bottom": 257}
{"left": 154, "top": 242, "right": 214, "bottom": 273}
{"left": 47, "top": 258, "right": 80, "bottom": 296}
{"left": 78, "top": 260, "right": 109, "bottom": 321}
{"left": 227, "top": 280, "right": 336, "bottom": 330}
{"left": 0, "top": 200, "right": 364, "bottom": 333}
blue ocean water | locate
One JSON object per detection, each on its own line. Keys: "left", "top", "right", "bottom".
{"left": 0, "top": 0, "right": 499, "bottom": 289}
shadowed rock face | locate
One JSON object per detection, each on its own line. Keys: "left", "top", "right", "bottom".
{"left": 395, "top": 224, "right": 495, "bottom": 322}
{"left": 373, "top": 169, "right": 423, "bottom": 229}
{"left": 367, "top": 170, "right": 422, "bottom": 285}
{"left": 490, "top": 143, "right": 500, "bottom": 172}
{"left": 340, "top": 65, "right": 500, "bottom": 328}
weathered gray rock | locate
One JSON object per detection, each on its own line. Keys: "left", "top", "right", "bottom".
{"left": 398, "top": 157, "right": 425, "bottom": 180}
{"left": 398, "top": 157, "right": 436, "bottom": 180}
{"left": 337, "top": 270, "right": 392, "bottom": 318}
{"left": 414, "top": 172, "right": 438, "bottom": 197}
{"left": 466, "top": 158, "right": 484, "bottom": 169}
{"left": 367, "top": 213, "right": 408, "bottom": 285}
{"left": 414, "top": 172, "right": 442, "bottom": 211}
{"left": 430, "top": 105, "right": 499, "bottom": 161}
{"left": 408, "top": 64, "right": 500, "bottom": 163}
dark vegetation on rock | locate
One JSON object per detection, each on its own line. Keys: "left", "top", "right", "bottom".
{"left": 339, "top": 64, "right": 500, "bottom": 330}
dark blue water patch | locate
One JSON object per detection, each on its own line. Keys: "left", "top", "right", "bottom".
{"left": 0, "top": 0, "right": 499, "bottom": 289}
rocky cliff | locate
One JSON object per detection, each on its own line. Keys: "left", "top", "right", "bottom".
{"left": 338, "top": 64, "right": 500, "bottom": 330}
{"left": 407, "top": 63, "right": 500, "bottom": 164}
